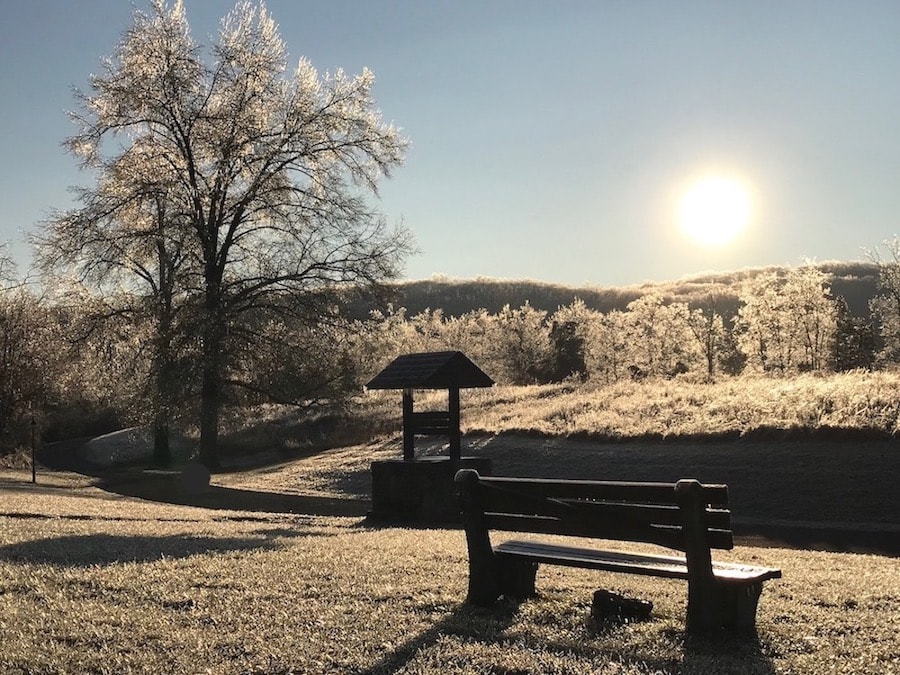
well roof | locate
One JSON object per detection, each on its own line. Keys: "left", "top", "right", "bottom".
{"left": 365, "top": 351, "right": 494, "bottom": 390}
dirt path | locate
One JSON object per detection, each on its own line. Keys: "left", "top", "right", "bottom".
{"left": 32, "top": 433, "right": 900, "bottom": 555}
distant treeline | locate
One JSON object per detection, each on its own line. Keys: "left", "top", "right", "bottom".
{"left": 350, "top": 264, "right": 881, "bottom": 389}
{"left": 0, "top": 259, "right": 891, "bottom": 457}
{"left": 361, "top": 261, "right": 879, "bottom": 320}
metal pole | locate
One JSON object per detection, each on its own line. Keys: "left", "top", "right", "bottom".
{"left": 31, "top": 409, "right": 36, "bottom": 484}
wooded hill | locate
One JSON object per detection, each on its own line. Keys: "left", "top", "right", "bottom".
{"left": 370, "top": 261, "right": 879, "bottom": 319}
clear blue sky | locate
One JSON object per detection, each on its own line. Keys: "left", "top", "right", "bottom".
{"left": 2, "top": 0, "right": 900, "bottom": 287}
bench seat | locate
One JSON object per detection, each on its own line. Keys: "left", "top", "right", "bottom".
{"left": 495, "top": 539, "right": 782, "bottom": 584}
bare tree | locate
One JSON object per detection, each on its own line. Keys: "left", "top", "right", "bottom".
{"left": 38, "top": 0, "right": 411, "bottom": 467}
{"left": 38, "top": 145, "right": 193, "bottom": 466}
{"left": 0, "top": 245, "right": 15, "bottom": 288}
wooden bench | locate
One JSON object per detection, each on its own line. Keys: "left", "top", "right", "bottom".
{"left": 454, "top": 469, "right": 782, "bottom": 634}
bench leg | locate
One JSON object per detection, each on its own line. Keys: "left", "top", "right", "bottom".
{"left": 686, "top": 579, "right": 717, "bottom": 634}
{"left": 498, "top": 557, "right": 538, "bottom": 601}
{"left": 686, "top": 581, "right": 765, "bottom": 634}
{"left": 718, "top": 582, "right": 763, "bottom": 631}
{"left": 466, "top": 557, "right": 503, "bottom": 606}
{"left": 466, "top": 555, "right": 538, "bottom": 605}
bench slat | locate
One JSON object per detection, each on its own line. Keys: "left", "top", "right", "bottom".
{"left": 495, "top": 540, "right": 781, "bottom": 585}
{"left": 484, "top": 512, "right": 734, "bottom": 550}
{"left": 477, "top": 475, "right": 728, "bottom": 506}
{"left": 484, "top": 512, "right": 685, "bottom": 550}
{"left": 411, "top": 412, "right": 451, "bottom": 423}
{"left": 540, "top": 498, "right": 731, "bottom": 530}
{"left": 496, "top": 539, "right": 691, "bottom": 579}
{"left": 411, "top": 426, "right": 451, "bottom": 435}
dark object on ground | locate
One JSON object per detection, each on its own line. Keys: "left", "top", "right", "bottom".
{"left": 455, "top": 469, "right": 782, "bottom": 635}
{"left": 180, "top": 462, "right": 211, "bottom": 495}
{"left": 591, "top": 589, "right": 653, "bottom": 623}
{"left": 369, "top": 456, "right": 491, "bottom": 524}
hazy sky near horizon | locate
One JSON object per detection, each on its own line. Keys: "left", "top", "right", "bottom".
{"left": 2, "top": 1, "right": 900, "bottom": 288}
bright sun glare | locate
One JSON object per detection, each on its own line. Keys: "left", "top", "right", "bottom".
{"left": 679, "top": 176, "right": 751, "bottom": 247}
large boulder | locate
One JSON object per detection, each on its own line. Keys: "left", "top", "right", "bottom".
{"left": 80, "top": 427, "right": 192, "bottom": 467}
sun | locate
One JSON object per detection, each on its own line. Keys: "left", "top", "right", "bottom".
{"left": 679, "top": 176, "right": 751, "bottom": 246}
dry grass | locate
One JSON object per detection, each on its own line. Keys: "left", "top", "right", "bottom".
{"left": 2, "top": 472, "right": 899, "bottom": 674}
{"left": 5, "top": 371, "right": 900, "bottom": 672}
{"left": 455, "top": 370, "right": 900, "bottom": 439}
{"left": 234, "top": 371, "right": 900, "bottom": 463}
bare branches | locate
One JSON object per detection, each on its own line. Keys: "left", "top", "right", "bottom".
{"left": 0, "top": 244, "right": 17, "bottom": 289}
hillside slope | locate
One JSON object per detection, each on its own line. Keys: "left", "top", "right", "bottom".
{"left": 370, "top": 261, "right": 879, "bottom": 318}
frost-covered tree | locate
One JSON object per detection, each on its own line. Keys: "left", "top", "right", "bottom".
{"left": 735, "top": 266, "right": 837, "bottom": 374}
{"left": 868, "top": 237, "right": 900, "bottom": 365}
{"left": 489, "top": 303, "right": 554, "bottom": 385}
{"left": 833, "top": 296, "right": 876, "bottom": 371}
{"left": 37, "top": 155, "right": 193, "bottom": 466}
{"left": 686, "top": 296, "right": 730, "bottom": 378}
{"left": 785, "top": 266, "right": 838, "bottom": 371}
{"left": 38, "top": 1, "right": 411, "bottom": 467}
{"left": 0, "top": 245, "right": 15, "bottom": 287}
{"left": 549, "top": 300, "right": 597, "bottom": 381}
{"left": 591, "top": 310, "right": 630, "bottom": 383}
{"left": 0, "top": 287, "right": 58, "bottom": 454}
{"left": 440, "top": 309, "right": 494, "bottom": 369}
{"left": 621, "top": 294, "right": 699, "bottom": 378}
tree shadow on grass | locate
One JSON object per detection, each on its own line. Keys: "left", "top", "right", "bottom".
{"left": 37, "top": 437, "right": 371, "bottom": 518}
{"left": 94, "top": 471, "right": 370, "bottom": 518}
{"left": 0, "top": 532, "right": 277, "bottom": 567}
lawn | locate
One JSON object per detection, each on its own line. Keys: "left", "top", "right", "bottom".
{"left": 2, "top": 469, "right": 899, "bottom": 674}
{"left": 4, "top": 372, "right": 900, "bottom": 672}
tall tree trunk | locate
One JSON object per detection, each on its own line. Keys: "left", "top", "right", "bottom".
{"left": 199, "top": 312, "right": 223, "bottom": 470}
{"left": 199, "top": 349, "right": 221, "bottom": 469}
{"left": 151, "top": 277, "right": 175, "bottom": 468}
{"left": 151, "top": 355, "right": 173, "bottom": 467}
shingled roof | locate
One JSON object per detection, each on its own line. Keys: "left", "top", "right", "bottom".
{"left": 366, "top": 351, "right": 494, "bottom": 390}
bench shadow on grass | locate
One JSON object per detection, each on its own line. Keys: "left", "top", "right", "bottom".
{"left": 359, "top": 597, "right": 775, "bottom": 675}
{"left": 358, "top": 599, "right": 523, "bottom": 675}
{"left": 0, "top": 532, "right": 278, "bottom": 567}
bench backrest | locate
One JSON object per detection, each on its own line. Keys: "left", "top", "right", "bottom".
{"left": 455, "top": 470, "right": 733, "bottom": 552}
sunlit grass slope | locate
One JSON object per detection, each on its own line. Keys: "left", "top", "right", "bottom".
{"left": 219, "top": 370, "right": 900, "bottom": 461}
{"left": 456, "top": 370, "right": 900, "bottom": 439}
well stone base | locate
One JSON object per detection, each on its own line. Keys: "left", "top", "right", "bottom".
{"left": 369, "top": 456, "right": 492, "bottom": 524}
